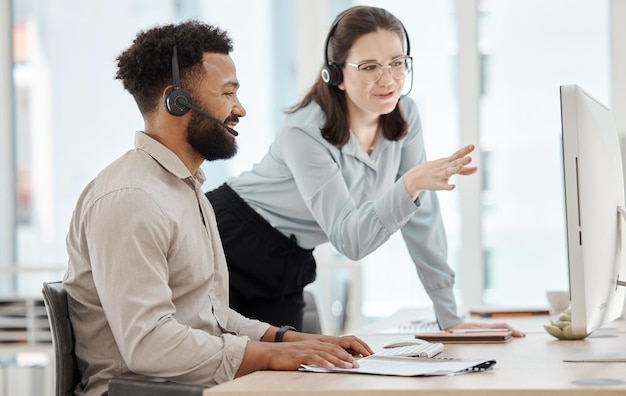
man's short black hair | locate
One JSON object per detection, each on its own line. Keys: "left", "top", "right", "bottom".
{"left": 116, "top": 20, "right": 233, "bottom": 115}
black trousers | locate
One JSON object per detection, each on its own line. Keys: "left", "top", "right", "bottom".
{"left": 206, "top": 184, "right": 316, "bottom": 330}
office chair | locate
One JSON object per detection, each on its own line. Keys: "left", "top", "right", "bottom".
{"left": 302, "top": 290, "right": 322, "bottom": 334}
{"left": 42, "top": 281, "right": 204, "bottom": 396}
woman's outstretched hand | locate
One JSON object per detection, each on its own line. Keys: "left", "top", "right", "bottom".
{"left": 403, "top": 144, "right": 478, "bottom": 200}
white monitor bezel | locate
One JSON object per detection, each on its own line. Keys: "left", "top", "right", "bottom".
{"left": 560, "top": 84, "right": 626, "bottom": 335}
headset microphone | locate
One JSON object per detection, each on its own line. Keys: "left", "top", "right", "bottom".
{"left": 164, "top": 41, "right": 239, "bottom": 137}
{"left": 175, "top": 96, "right": 239, "bottom": 136}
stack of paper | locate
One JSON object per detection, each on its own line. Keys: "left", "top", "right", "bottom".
{"left": 300, "top": 356, "right": 496, "bottom": 377}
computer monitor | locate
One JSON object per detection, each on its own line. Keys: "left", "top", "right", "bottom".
{"left": 560, "top": 84, "right": 626, "bottom": 336}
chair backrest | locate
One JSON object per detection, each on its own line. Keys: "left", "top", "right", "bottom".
{"left": 42, "top": 281, "right": 81, "bottom": 396}
{"left": 302, "top": 290, "right": 322, "bottom": 334}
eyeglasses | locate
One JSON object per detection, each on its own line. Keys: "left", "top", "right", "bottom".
{"left": 344, "top": 56, "right": 413, "bottom": 83}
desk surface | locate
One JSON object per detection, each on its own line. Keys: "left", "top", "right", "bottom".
{"left": 204, "top": 309, "right": 626, "bottom": 396}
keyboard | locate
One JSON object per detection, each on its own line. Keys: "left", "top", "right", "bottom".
{"left": 374, "top": 342, "right": 444, "bottom": 358}
{"left": 377, "top": 321, "right": 440, "bottom": 335}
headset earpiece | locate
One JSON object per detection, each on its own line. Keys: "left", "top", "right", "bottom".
{"left": 164, "top": 87, "right": 192, "bottom": 116}
{"left": 321, "top": 62, "right": 343, "bottom": 86}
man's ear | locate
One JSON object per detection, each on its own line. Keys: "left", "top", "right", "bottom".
{"left": 163, "top": 85, "right": 175, "bottom": 96}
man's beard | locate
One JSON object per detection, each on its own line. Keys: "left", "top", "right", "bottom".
{"left": 186, "top": 110, "right": 237, "bottom": 161}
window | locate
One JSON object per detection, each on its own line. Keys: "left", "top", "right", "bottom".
{"left": 478, "top": 0, "right": 610, "bottom": 305}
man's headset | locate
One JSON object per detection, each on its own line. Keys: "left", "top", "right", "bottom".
{"left": 320, "top": 10, "right": 412, "bottom": 87}
{"left": 164, "top": 40, "right": 239, "bottom": 137}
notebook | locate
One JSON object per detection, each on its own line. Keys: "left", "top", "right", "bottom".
{"left": 469, "top": 307, "right": 550, "bottom": 318}
{"left": 415, "top": 329, "right": 513, "bottom": 344}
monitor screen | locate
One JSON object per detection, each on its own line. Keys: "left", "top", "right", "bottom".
{"left": 560, "top": 84, "right": 626, "bottom": 336}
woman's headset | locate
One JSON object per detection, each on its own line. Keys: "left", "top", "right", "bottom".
{"left": 320, "top": 9, "right": 411, "bottom": 87}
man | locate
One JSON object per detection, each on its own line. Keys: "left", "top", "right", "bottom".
{"left": 64, "top": 20, "right": 372, "bottom": 396}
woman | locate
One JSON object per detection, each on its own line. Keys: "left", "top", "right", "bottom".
{"left": 207, "top": 5, "right": 523, "bottom": 337}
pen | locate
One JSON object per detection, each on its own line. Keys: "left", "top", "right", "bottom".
{"left": 448, "top": 328, "right": 510, "bottom": 333}
{"left": 480, "top": 312, "right": 536, "bottom": 318}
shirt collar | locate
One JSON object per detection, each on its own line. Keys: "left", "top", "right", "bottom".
{"left": 343, "top": 129, "right": 389, "bottom": 167}
{"left": 134, "top": 131, "right": 206, "bottom": 185}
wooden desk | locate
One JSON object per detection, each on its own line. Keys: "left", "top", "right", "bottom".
{"left": 204, "top": 310, "right": 626, "bottom": 395}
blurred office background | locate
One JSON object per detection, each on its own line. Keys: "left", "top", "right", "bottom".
{"left": 1, "top": 0, "right": 625, "bottom": 351}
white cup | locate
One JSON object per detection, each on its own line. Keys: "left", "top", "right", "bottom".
{"left": 546, "top": 290, "right": 570, "bottom": 314}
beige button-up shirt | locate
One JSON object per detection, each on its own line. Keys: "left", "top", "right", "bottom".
{"left": 64, "top": 131, "right": 270, "bottom": 396}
